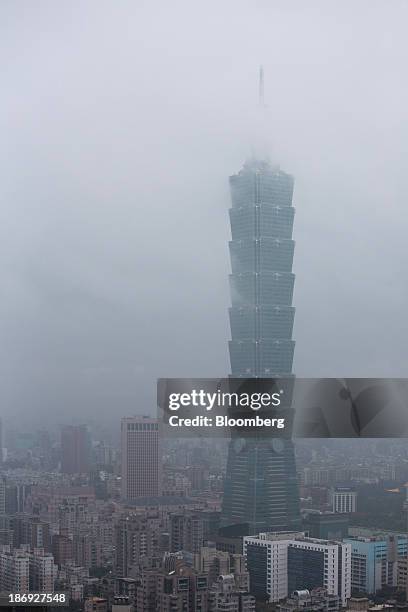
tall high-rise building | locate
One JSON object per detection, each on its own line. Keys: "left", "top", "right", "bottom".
{"left": 0, "top": 477, "right": 5, "bottom": 515}
{"left": 61, "top": 425, "right": 90, "bottom": 474}
{"left": 221, "top": 158, "right": 301, "bottom": 535}
{"left": 0, "top": 417, "right": 3, "bottom": 463}
{"left": 120, "top": 416, "right": 161, "bottom": 500}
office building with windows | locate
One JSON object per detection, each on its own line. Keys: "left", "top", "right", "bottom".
{"left": 345, "top": 534, "right": 407, "bottom": 595}
{"left": 288, "top": 537, "right": 351, "bottom": 606}
{"left": 121, "top": 416, "right": 161, "bottom": 500}
{"left": 331, "top": 487, "right": 357, "bottom": 514}
{"left": 243, "top": 531, "right": 302, "bottom": 602}
{"left": 243, "top": 532, "right": 351, "bottom": 605}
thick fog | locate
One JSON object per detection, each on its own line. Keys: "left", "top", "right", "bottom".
{"left": 1, "top": 0, "right": 408, "bottom": 429}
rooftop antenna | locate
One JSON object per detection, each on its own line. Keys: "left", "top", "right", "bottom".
{"left": 250, "top": 65, "right": 269, "bottom": 163}
{"left": 259, "top": 65, "right": 265, "bottom": 108}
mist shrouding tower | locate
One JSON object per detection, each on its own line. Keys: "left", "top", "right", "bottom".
{"left": 220, "top": 157, "right": 301, "bottom": 535}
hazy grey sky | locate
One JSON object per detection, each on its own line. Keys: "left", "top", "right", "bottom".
{"left": 1, "top": 1, "right": 408, "bottom": 428}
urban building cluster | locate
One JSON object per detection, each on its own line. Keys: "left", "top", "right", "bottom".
{"left": 1, "top": 161, "right": 408, "bottom": 612}
{"left": 1, "top": 417, "right": 408, "bottom": 612}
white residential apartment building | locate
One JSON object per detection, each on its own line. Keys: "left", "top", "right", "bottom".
{"left": 30, "top": 548, "right": 57, "bottom": 592}
{"left": 0, "top": 548, "right": 29, "bottom": 593}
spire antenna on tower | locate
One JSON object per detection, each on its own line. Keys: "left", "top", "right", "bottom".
{"left": 259, "top": 65, "right": 265, "bottom": 107}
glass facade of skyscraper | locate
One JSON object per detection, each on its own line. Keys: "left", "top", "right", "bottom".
{"left": 221, "top": 158, "right": 301, "bottom": 535}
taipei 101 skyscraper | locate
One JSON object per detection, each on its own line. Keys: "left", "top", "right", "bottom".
{"left": 220, "top": 68, "right": 301, "bottom": 535}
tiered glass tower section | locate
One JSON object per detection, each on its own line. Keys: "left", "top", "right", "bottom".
{"left": 221, "top": 158, "right": 301, "bottom": 535}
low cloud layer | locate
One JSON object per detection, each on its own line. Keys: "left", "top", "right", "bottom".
{"left": 1, "top": 0, "right": 408, "bottom": 429}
